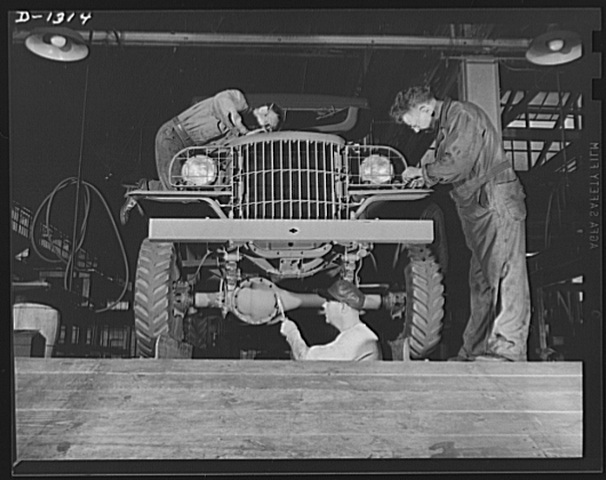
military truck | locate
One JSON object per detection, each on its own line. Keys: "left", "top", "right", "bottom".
{"left": 126, "top": 94, "right": 447, "bottom": 360}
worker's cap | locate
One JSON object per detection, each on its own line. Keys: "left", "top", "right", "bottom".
{"left": 319, "top": 279, "right": 365, "bottom": 310}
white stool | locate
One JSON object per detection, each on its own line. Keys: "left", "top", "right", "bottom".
{"left": 13, "top": 303, "right": 60, "bottom": 358}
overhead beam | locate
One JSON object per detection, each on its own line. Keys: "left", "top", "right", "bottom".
{"left": 503, "top": 128, "right": 581, "bottom": 142}
{"left": 12, "top": 30, "right": 531, "bottom": 53}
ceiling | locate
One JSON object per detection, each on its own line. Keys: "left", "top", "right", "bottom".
{"left": 9, "top": 7, "right": 602, "bottom": 264}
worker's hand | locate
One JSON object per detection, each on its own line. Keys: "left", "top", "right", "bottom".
{"left": 267, "top": 312, "right": 287, "bottom": 325}
{"left": 402, "top": 166, "right": 426, "bottom": 188}
{"left": 244, "top": 127, "right": 269, "bottom": 136}
{"left": 279, "top": 318, "right": 298, "bottom": 337}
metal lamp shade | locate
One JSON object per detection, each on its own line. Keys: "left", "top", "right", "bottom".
{"left": 526, "top": 30, "right": 582, "bottom": 66}
{"left": 25, "top": 27, "right": 89, "bottom": 62}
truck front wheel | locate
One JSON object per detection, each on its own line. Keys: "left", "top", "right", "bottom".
{"left": 134, "top": 239, "right": 183, "bottom": 357}
{"left": 389, "top": 245, "right": 445, "bottom": 360}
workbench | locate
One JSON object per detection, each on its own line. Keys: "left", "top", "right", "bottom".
{"left": 14, "top": 358, "right": 582, "bottom": 464}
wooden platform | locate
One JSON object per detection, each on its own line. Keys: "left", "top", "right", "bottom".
{"left": 14, "top": 358, "right": 582, "bottom": 461}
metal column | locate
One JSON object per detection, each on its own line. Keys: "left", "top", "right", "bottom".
{"left": 458, "top": 56, "right": 502, "bottom": 135}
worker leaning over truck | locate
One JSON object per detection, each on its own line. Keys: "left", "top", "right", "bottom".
{"left": 390, "top": 84, "right": 531, "bottom": 362}
{"left": 277, "top": 279, "right": 382, "bottom": 361}
{"left": 120, "top": 89, "right": 284, "bottom": 224}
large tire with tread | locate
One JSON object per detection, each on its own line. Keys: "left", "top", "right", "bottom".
{"left": 134, "top": 239, "right": 181, "bottom": 358}
{"left": 389, "top": 245, "right": 445, "bottom": 360}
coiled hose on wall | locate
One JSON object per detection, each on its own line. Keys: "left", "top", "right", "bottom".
{"left": 29, "top": 177, "right": 130, "bottom": 313}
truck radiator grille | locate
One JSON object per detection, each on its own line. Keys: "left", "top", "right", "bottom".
{"left": 233, "top": 138, "right": 348, "bottom": 220}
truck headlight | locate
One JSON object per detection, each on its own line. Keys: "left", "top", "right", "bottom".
{"left": 181, "top": 155, "right": 217, "bottom": 186}
{"left": 360, "top": 154, "right": 394, "bottom": 184}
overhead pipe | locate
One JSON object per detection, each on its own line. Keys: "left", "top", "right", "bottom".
{"left": 13, "top": 30, "right": 531, "bottom": 53}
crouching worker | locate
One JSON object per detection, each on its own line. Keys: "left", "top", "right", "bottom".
{"left": 278, "top": 280, "right": 382, "bottom": 361}
{"left": 120, "top": 89, "right": 284, "bottom": 224}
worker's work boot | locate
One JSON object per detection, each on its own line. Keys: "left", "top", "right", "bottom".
{"left": 119, "top": 197, "right": 138, "bottom": 225}
{"left": 119, "top": 178, "right": 148, "bottom": 225}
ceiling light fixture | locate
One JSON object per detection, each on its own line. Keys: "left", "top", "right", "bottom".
{"left": 24, "top": 27, "right": 89, "bottom": 62}
{"left": 526, "top": 29, "right": 582, "bottom": 66}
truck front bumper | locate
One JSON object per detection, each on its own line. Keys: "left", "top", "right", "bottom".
{"left": 148, "top": 218, "right": 433, "bottom": 244}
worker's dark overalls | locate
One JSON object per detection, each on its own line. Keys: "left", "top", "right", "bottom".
{"left": 423, "top": 99, "right": 531, "bottom": 361}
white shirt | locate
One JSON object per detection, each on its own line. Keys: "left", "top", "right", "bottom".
{"left": 281, "top": 321, "right": 381, "bottom": 361}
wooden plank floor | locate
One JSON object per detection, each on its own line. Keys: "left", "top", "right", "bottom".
{"left": 14, "top": 358, "right": 582, "bottom": 460}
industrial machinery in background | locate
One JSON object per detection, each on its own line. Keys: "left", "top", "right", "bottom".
{"left": 126, "top": 95, "right": 448, "bottom": 360}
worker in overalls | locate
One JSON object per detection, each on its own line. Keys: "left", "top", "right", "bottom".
{"left": 390, "top": 85, "right": 531, "bottom": 362}
{"left": 278, "top": 280, "right": 382, "bottom": 361}
{"left": 120, "top": 89, "right": 284, "bottom": 223}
